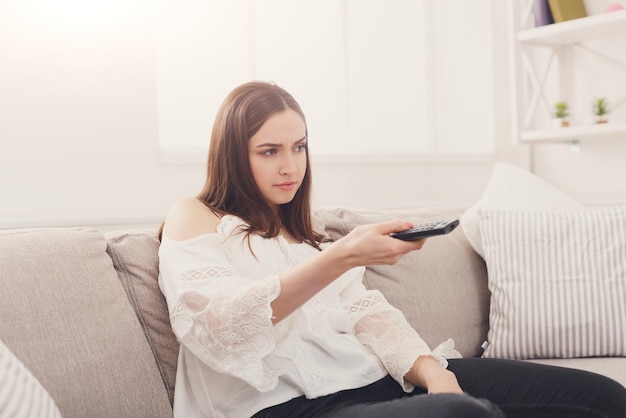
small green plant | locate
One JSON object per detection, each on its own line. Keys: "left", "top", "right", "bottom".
{"left": 592, "top": 97, "right": 609, "bottom": 122}
{"left": 554, "top": 101, "right": 569, "bottom": 119}
{"left": 553, "top": 101, "right": 570, "bottom": 127}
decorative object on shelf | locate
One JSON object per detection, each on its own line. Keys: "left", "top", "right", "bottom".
{"left": 592, "top": 97, "right": 610, "bottom": 123}
{"left": 547, "top": 0, "right": 587, "bottom": 23}
{"left": 533, "top": 0, "right": 554, "bottom": 26}
{"left": 553, "top": 101, "right": 570, "bottom": 127}
{"left": 605, "top": 3, "right": 625, "bottom": 13}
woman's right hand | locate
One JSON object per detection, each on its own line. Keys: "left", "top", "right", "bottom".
{"left": 272, "top": 220, "right": 425, "bottom": 323}
{"left": 332, "top": 220, "right": 427, "bottom": 268}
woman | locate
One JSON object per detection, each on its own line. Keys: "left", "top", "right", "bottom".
{"left": 158, "top": 81, "right": 626, "bottom": 418}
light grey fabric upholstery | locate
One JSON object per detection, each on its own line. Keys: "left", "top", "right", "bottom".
{"left": 528, "top": 358, "right": 626, "bottom": 388}
{"left": 106, "top": 230, "right": 179, "bottom": 406}
{"left": 0, "top": 208, "right": 622, "bottom": 418}
{"left": 0, "top": 228, "right": 171, "bottom": 418}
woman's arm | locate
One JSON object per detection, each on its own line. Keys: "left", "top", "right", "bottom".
{"left": 404, "top": 356, "right": 463, "bottom": 394}
{"left": 163, "top": 197, "right": 426, "bottom": 324}
{"left": 269, "top": 221, "right": 425, "bottom": 323}
{"left": 342, "top": 286, "right": 460, "bottom": 393}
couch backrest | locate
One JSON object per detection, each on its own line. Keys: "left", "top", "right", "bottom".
{"left": 95, "top": 205, "right": 489, "bottom": 411}
{"left": 0, "top": 228, "right": 171, "bottom": 418}
{"left": 316, "top": 206, "right": 490, "bottom": 358}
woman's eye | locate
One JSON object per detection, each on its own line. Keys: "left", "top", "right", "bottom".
{"left": 262, "top": 148, "right": 277, "bottom": 156}
{"left": 294, "top": 144, "right": 307, "bottom": 152}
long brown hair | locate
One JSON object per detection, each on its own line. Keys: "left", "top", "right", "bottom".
{"left": 163, "top": 81, "right": 324, "bottom": 248}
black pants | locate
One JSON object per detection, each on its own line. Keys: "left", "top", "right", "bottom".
{"left": 252, "top": 358, "right": 626, "bottom": 417}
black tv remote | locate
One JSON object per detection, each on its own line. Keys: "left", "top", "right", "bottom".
{"left": 389, "top": 219, "right": 459, "bottom": 241}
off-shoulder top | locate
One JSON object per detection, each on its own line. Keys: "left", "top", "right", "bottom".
{"left": 158, "top": 215, "right": 448, "bottom": 418}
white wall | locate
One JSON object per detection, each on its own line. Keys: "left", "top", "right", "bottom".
{"left": 0, "top": 1, "right": 204, "bottom": 228}
{"left": 0, "top": 0, "right": 517, "bottom": 230}
{"left": 533, "top": 139, "right": 626, "bottom": 205}
{"left": 6, "top": 1, "right": 623, "bottom": 230}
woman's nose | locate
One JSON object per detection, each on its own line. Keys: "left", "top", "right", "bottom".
{"left": 279, "top": 154, "right": 297, "bottom": 175}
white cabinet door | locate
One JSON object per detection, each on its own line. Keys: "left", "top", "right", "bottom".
{"left": 255, "top": 0, "right": 348, "bottom": 155}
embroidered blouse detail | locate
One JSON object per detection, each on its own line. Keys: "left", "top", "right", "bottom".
{"left": 158, "top": 215, "right": 450, "bottom": 418}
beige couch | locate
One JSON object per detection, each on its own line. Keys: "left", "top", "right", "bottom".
{"left": 1, "top": 206, "right": 624, "bottom": 418}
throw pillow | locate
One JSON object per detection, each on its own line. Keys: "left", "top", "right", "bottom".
{"left": 0, "top": 340, "right": 62, "bottom": 418}
{"left": 106, "top": 230, "right": 179, "bottom": 406}
{"left": 460, "top": 163, "right": 583, "bottom": 258}
{"left": 480, "top": 207, "right": 626, "bottom": 360}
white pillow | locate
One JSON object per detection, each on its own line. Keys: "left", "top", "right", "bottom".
{"left": 460, "top": 163, "right": 583, "bottom": 258}
{"left": 480, "top": 207, "right": 626, "bottom": 360}
{"left": 0, "top": 340, "right": 62, "bottom": 418}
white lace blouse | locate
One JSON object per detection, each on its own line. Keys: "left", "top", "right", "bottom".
{"left": 158, "top": 215, "right": 449, "bottom": 418}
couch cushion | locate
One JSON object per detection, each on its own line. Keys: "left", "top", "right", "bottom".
{"left": 0, "top": 228, "right": 171, "bottom": 418}
{"left": 315, "top": 206, "right": 490, "bottom": 358}
{"left": 106, "top": 230, "right": 179, "bottom": 406}
{"left": 527, "top": 358, "right": 626, "bottom": 388}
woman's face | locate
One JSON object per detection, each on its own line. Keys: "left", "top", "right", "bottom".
{"left": 248, "top": 109, "right": 307, "bottom": 208}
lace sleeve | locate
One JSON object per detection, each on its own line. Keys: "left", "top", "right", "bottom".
{"left": 342, "top": 283, "right": 449, "bottom": 392}
{"left": 159, "top": 237, "right": 284, "bottom": 392}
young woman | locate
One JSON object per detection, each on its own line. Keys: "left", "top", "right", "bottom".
{"left": 158, "top": 81, "right": 626, "bottom": 418}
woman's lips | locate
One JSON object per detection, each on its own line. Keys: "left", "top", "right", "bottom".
{"left": 275, "top": 182, "right": 297, "bottom": 191}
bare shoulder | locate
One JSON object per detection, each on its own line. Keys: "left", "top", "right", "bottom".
{"left": 162, "top": 197, "right": 221, "bottom": 241}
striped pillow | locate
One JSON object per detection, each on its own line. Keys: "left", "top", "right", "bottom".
{"left": 0, "top": 341, "right": 62, "bottom": 418}
{"left": 480, "top": 207, "right": 626, "bottom": 360}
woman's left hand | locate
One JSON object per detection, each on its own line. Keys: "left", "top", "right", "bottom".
{"left": 424, "top": 369, "right": 463, "bottom": 394}
{"left": 405, "top": 355, "right": 464, "bottom": 394}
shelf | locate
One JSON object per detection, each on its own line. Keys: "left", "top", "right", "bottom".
{"left": 520, "top": 122, "right": 626, "bottom": 143}
{"left": 518, "top": 10, "right": 626, "bottom": 46}
{"left": 510, "top": 1, "right": 626, "bottom": 145}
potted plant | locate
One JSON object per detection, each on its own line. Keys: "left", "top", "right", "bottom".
{"left": 592, "top": 97, "right": 609, "bottom": 123}
{"left": 553, "top": 101, "right": 570, "bottom": 127}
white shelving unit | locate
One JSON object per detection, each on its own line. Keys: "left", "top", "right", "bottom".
{"left": 509, "top": 1, "right": 626, "bottom": 144}
{"left": 518, "top": 10, "right": 626, "bottom": 45}
{"left": 520, "top": 121, "right": 626, "bottom": 142}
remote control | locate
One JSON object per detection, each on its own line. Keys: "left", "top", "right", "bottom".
{"left": 389, "top": 219, "right": 459, "bottom": 241}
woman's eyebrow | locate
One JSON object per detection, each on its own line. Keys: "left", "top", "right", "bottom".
{"left": 255, "top": 142, "right": 283, "bottom": 148}
{"left": 255, "top": 137, "right": 307, "bottom": 148}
